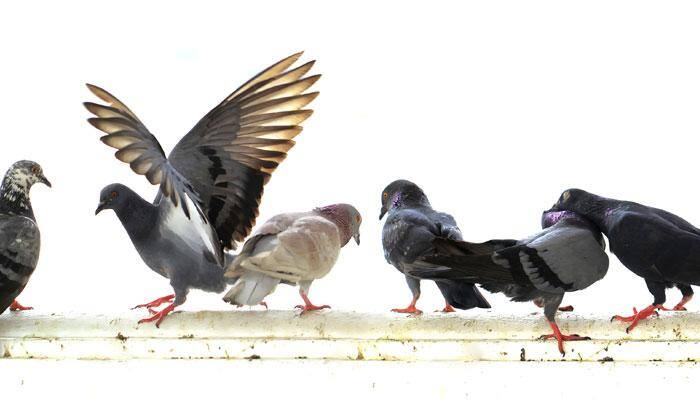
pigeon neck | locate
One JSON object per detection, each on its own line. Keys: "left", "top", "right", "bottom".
{"left": 0, "top": 174, "right": 35, "bottom": 221}
{"left": 568, "top": 197, "right": 618, "bottom": 235}
{"left": 114, "top": 193, "right": 158, "bottom": 241}
{"left": 389, "top": 191, "right": 431, "bottom": 213}
{"left": 315, "top": 206, "right": 352, "bottom": 247}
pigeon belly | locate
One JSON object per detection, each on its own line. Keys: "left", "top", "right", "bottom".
{"left": 129, "top": 200, "right": 226, "bottom": 293}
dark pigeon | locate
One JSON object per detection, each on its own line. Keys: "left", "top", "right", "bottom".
{"left": 550, "top": 188, "right": 700, "bottom": 332}
{"left": 87, "top": 52, "right": 320, "bottom": 327}
{"left": 0, "top": 161, "right": 50, "bottom": 314}
{"left": 379, "top": 180, "right": 491, "bottom": 314}
{"left": 407, "top": 210, "right": 609, "bottom": 355}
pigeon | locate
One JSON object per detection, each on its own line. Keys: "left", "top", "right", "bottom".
{"left": 86, "top": 52, "right": 320, "bottom": 327}
{"left": 0, "top": 161, "right": 50, "bottom": 314}
{"left": 406, "top": 209, "right": 609, "bottom": 355}
{"left": 379, "top": 180, "right": 491, "bottom": 314}
{"left": 550, "top": 188, "right": 700, "bottom": 332}
{"left": 223, "top": 204, "right": 361, "bottom": 313}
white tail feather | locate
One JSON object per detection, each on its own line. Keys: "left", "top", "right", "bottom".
{"left": 223, "top": 271, "right": 280, "bottom": 306}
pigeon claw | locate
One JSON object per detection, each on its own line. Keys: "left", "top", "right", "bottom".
{"left": 391, "top": 305, "right": 423, "bottom": 315}
{"left": 541, "top": 321, "right": 590, "bottom": 356}
{"left": 132, "top": 294, "right": 175, "bottom": 310}
{"left": 137, "top": 303, "right": 176, "bottom": 328}
{"left": 437, "top": 303, "right": 456, "bottom": 313}
{"left": 294, "top": 303, "right": 331, "bottom": 315}
{"left": 558, "top": 305, "right": 574, "bottom": 312}
{"left": 9, "top": 300, "right": 33, "bottom": 311}
{"left": 295, "top": 290, "right": 330, "bottom": 315}
{"left": 672, "top": 295, "right": 693, "bottom": 311}
{"left": 612, "top": 304, "right": 662, "bottom": 333}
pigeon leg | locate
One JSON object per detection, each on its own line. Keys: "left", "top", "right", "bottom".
{"left": 294, "top": 288, "right": 330, "bottom": 314}
{"left": 672, "top": 285, "right": 693, "bottom": 311}
{"left": 611, "top": 304, "right": 662, "bottom": 333}
{"left": 392, "top": 276, "right": 423, "bottom": 314}
{"left": 538, "top": 296, "right": 588, "bottom": 356}
{"left": 9, "top": 300, "right": 33, "bottom": 311}
{"left": 137, "top": 303, "right": 176, "bottom": 328}
{"left": 132, "top": 294, "right": 175, "bottom": 310}
{"left": 391, "top": 295, "right": 423, "bottom": 314}
{"left": 438, "top": 302, "right": 456, "bottom": 313}
{"left": 534, "top": 298, "right": 573, "bottom": 312}
{"left": 539, "top": 321, "right": 591, "bottom": 356}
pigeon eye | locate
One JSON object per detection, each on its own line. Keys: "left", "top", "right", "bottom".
{"left": 562, "top": 191, "right": 571, "bottom": 202}
{"left": 31, "top": 165, "right": 40, "bottom": 174}
{"left": 110, "top": 191, "right": 118, "bottom": 199}
{"left": 355, "top": 215, "right": 361, "bottom": 223}
{"left": 382, "top": 192, "right": 388, "bottom": 200}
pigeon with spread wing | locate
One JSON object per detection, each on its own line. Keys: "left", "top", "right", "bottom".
{"left": 87, "top": 52, "right": 320, "bottom": 327}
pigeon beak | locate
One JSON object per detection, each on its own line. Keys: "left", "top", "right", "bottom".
{"left": 39, "top": 174, "right": 52, "bottom": 188}
{"left": 353, "top": 232, "right": 361, "bottom": 245}
{"left": 95, "top": 201, "right": 107, "bottom": 215}
{"left": 379, "top": 207, "right": 387, "bottom": 220}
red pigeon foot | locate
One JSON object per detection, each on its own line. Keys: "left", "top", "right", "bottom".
{"left": 539, "top": 321, "right": 590, "bottom": 356}
{"left": 611, "top": 304, "right": 662, "bottom": 333}
{"left": 138, "top": 303, "right": 176, "bottom": 328}
{"left": 295, "top": 291, "right": 330, "bottom": 315}
{"left": 672, "top": 295, "right": 693, "bottom": 311}
{"left": 132, "top": 294, "right": 175, "bottom": 310}
{"left": 9, "top": 300, "right": 33, "bottom": 311}
{"left": 437, "top": 303, "right": 456, "bottom": 313}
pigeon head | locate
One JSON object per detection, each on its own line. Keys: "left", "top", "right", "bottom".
{"left": 379, "top": 179, "right": 431, "bottom": 220}
{"left": 315, "top": 203, "right": 362, "bottom": 246}
{"left": 95, "top": 183, "right": 135, "bottom": 215}
{"left": 549, "top": 188, "right": 607, "bottom": 217}
{"left": 2, "top": 160, "right": 51, "bottom": 192}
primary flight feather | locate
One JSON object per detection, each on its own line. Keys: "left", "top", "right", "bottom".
{"left": 86, "top": 52, "right": 320, "bottom": 326}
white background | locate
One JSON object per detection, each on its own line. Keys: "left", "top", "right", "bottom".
{"left": 2, "top": 1, "right": 699, "bottom": 322}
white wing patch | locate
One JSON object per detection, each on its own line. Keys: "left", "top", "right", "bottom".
{"left": 161, "top": 193, "right": 223, "bottom": 265}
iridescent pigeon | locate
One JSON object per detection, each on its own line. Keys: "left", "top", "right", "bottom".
{"left": 406, "top": 210, "right": 609, "bottom": 356}
{"left": 379, "top": 180, "right": 491, "bottom": 314}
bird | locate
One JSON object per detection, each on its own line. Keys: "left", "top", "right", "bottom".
{"left": 379, "top": 179, "right": 491, "bottom": 314}
{"left": 86, "top": 52, "right": 320, "bottom": 327}
{"left": 0, "top": 160, "right": 51, "bottom": 314}
{"left": 222, "top": 204, "right": 361, "bottom": 313}
{"left": 406, "top": 209, "right": 609, "bottom": 356}
{"left": 550, "top": 188, "right": 700, "bottom": 332}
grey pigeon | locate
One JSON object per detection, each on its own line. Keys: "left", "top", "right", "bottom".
{"left": 87, "top": 52, "right": 320, "bottom": 327}
{"left": 223, "top": 204, "right": 361, "bottom": 313}
{"left": 379, "top": 180, "right": 491, "bottom": 314}
{"left": 0, "top": 161, "right": 50, "bottom": 314}
{"left": 407, "top": 210, "right": 609, "bottom": 355}
{"left": 550, "top": 188, "right": 700, "bottom": 332}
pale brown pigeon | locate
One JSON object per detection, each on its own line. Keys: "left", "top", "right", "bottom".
{"left": 223, "top": 204, "right": 361, "bottom": 313}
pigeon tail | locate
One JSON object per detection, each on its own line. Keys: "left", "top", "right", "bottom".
{"left": 436, "top": 280, "right": 491, "bottom": 309}
{"left": 223, "top": 270, "right": 281, "bottom": 306}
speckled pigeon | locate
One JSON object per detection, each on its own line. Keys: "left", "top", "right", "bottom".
{"left": 86, "top": 52, "right": 320, "bottom": 327}
{"left": 550, "top": 188, "right": 700, "bottom": 332}
{"left": 407, "top": 210, "right": 609, "bottom": 355}
{"left": 0, "top": 161, "right": 50, "bottom": 314}
{"left": 379, "top": 180, "right": 491, "bottom": 314}
{"left": 223, "top": 204, "right": 361, "bottom": 312}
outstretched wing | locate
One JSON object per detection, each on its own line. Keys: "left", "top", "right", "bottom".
{"left": 168, "top": 52, "right": 320, "bottom": 249}
{"left": 84, "top": 84, "right": 203, "bottom": 219}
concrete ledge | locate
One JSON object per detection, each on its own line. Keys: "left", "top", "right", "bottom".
{"left": 1, "top": 310, "right": 699, "bottom": 362}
